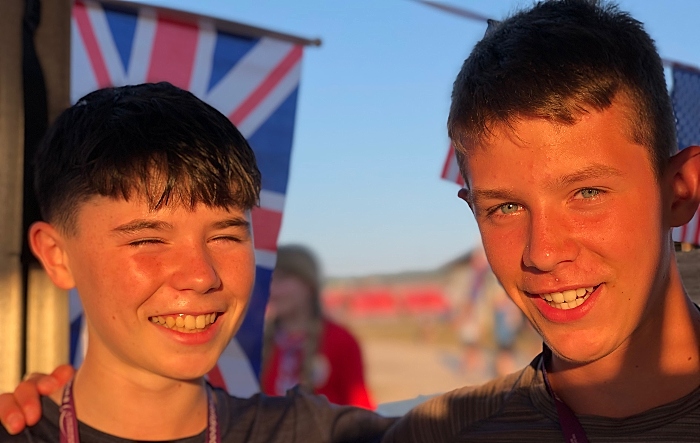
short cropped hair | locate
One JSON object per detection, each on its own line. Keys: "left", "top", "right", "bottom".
{"left": 448, "top": 0, "right": 676, "bottom": 178}
{"left": 34, "top": 82, "right": 261, "bottom": 234}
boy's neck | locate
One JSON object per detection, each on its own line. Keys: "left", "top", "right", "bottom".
{"left": 49, "top": 359, "right": 209, "bottom": 440}
{"left": 547, "top": 268, "right": 700, "bottom": 418}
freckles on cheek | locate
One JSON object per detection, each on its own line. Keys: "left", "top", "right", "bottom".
{"left": 129, "top": 255, "right": 166, "bottom": 285}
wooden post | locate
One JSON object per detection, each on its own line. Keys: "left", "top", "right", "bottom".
{"left": 0, "top": 0, "right": 26, "bottom": 393}
{"left": 25, "top": 0, "right": 72, "bottom": 376}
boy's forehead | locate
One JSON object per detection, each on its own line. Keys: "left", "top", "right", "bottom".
{"left": 71, "top": 193, "right": 248, "bottom": 225}
{"left": 460, "top": 100, "right": 654, "bottom": 187}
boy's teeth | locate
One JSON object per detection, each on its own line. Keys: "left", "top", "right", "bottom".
{"left": 149, "top": 313, "right": 218, "bottom": 332}
{"left": 539, "top": 287, "right": 595, "bottom": 310}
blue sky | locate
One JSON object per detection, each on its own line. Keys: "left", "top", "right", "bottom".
{"left": 130, "top": 0, "right": 700, "bottom": 277}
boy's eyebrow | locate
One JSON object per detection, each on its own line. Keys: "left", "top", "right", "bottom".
{"left": 550, "top": 164, "right": 624, "bottom": 189}
{"left": 111, "top": 217, "right": 251, "bottom": 234}
{"left": 112, "top": 219, "right": 173, "bottom": 234}
{"left": 469, "top": 164, "right": 625, "bottom": 206}
{"left": 212, "top": 217, "right": 251, "bottom": 232}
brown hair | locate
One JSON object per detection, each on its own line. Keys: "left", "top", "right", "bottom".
{"left": 35, "top": 82, "right": 260, "bottom": 235}
{"left": 448, "top": 0, "right": 676, "bottom": 179}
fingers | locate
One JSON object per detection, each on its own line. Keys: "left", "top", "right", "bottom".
{"left": 12, "top": 377, "right": 44, "bottom": 429}
{"left": 36, "top": 365, "right": 74, "bottom": 396}
{"left": 0, "top": 365, "right": 74, "bottom": 435}
{"left": 0, "top": 391, "right": 29, "bottom": 435}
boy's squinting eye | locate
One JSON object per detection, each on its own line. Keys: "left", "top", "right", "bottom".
{"left": 128, "top": 238, "right": 164, "bottom": 247}
{"left": 211, "top": 235, "right": 243, "bottom": 243}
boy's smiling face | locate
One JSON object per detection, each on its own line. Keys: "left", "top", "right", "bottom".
{"left": 461, "top": 98, "right": 673, "bottom": 365}
{"left": 42, "top": 195, "right": 255, "bottom": 381}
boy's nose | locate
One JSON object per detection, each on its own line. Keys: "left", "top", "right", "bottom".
{"left": 522, "top": 212, "right": 579, "bottom": 272}
{"left": 170, "top": 243, "right": 222, "bottom": 294}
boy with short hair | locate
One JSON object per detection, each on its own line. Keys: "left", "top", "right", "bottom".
{"left": 384, "top": 0, "right": 700, "bottom": 441}
{"left": 0, "top": 82, "right": 392, "bottom": 442}
{"left": 7, "top": 1, "right": 700, "bottom": 441}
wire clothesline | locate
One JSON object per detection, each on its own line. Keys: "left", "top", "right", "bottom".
{"left": 412, "top": 0, "right": 700, "bottom": 72}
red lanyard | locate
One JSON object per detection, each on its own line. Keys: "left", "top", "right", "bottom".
{"left": 541, "top": 348, "right": 590, "bottom": 443}
{"left": 59, "top": 377, "right": 220, "bottom": 443}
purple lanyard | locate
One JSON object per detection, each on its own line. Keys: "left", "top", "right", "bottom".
{"left": 59, "top": 378, "right": 220, "bottom": 443}
{"left": 541, "top": 349, "right": 590, "bottom": 443}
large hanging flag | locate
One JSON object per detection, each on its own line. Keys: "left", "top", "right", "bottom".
{"left": 69, "top": 0, "right": 319, "bottom": 397}
{"left": 671, "top": 64, "right": 700, "bottom": 246}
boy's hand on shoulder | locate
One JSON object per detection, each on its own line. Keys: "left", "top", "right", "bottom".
{"left": 0, "top": 365, "right": 74, "bottom": 435}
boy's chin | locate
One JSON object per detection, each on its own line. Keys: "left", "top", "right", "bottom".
{"left": 154, "top": 357, "right": 221, "bottom": 382}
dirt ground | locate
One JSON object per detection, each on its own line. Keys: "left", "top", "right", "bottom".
{"left": 345, "top": 318, "right": 542, "bottom": 413}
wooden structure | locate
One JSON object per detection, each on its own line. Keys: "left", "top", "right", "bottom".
{"left": 0, "top": 0, "right": 70, "bottom": 393}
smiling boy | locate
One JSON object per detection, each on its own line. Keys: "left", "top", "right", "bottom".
{"left": 5, "top": 1, "right": 700, "bottom": 441}
{"left": 0, "top": 82, "right": 392, "bottom": 442}
{"left": 383, "top": 0, "right": 700, "bottom": 441}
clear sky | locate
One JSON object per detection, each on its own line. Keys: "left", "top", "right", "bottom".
{"left": 128, "top": 0, "right": 700, "bottom": 277}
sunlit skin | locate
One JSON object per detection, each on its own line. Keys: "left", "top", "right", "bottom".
{"left": 28, "top": 195, "right": 255, "bottom": 439}
{"left": 459, "top": 98, "right": 700, "bottom": 417}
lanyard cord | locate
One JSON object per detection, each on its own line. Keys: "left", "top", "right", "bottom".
{"left": 59, "top": 378, "right": 221, "bottom": 443}
{"left": 541, "top": 347, "right": 590, "bottom": 443}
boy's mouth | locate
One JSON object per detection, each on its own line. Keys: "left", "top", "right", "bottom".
{"left": 538, "top": 286, "right": 599, "bottom": 310}
{"left": 149, "top": 313, "right": 219, "bottom": 333}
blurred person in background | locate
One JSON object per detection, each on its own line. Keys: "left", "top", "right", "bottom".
{"left": 261, "top": 245, "right": 375, "bottom": 409}
{"left": 455, "top": 247, "right": 526, "bottom": 377}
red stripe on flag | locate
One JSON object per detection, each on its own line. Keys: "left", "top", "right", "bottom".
{"left": 440, "top": 143, "right": 466, "bottom": 186}
{"left": 252, "top": 207, "right": 283, "bottom": 251}
{"left": 441, "top": 143, "right": 455, "bottom": 179}
{"left": 73, "top": 1, "right": 112, "bottom": 88}
{"left": 206, "top": 365, "right": 228, "bottom": 391}
{"left": 146, "top": 15, "right": 199, "bottom": 88}
{"left": 230, "top": 46, "right": 303, "bottom": 126}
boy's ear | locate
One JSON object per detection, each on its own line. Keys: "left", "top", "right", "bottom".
{"left": 667, "top": 145, "right": 700, "bottom": 227}
{"left": 28, "top": 221, "right": 75, "bottom": 290}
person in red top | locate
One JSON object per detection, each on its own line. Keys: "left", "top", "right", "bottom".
{"left": 262, "top": 245, "right": 374, "bottom": 409}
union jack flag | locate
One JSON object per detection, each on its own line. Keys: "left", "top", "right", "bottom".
{"left": 69, "top": 0, "right": 315, "bottom": 397}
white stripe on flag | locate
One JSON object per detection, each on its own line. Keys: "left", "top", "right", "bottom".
{"left": 204, "top": 38, "right": 295, "bottom": 117}
{"left": 126, "top": 7, "right": 158, "bottom": 85}
{"left": 238, "top": 61, "right": 301, "bottom": 139}
{"left": 188, "top": 20, "right": 217, "bottom": 98}
{"left": 84, "top": 0, "right": 127, "bottom": 85}
{"left": 259, "top": 189, "right": 286, "bottom": 212}
{"left": 212, "top": 338, "right": 260, "bottom": 398}
{"left": 70, "top": 16, "right": 99, "bottom": 103}
{"left": 255, "top": 249, "right": 277, "bottom": 270}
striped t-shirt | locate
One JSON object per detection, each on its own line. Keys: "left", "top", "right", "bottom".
{"left": 383, "top": 353, "right": 700, "bottom": 442}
